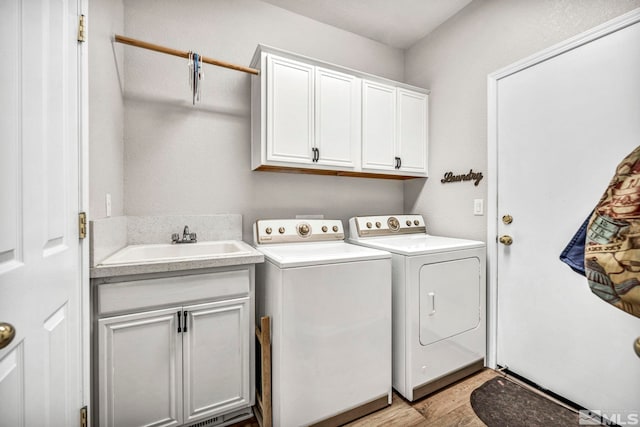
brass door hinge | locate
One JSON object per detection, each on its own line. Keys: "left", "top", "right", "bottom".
{"left": 80, "top": 406, "right": 88, "bottom": 427}
{"left": 78, "top": 14, "right": 86, "bottom": 42}
{"left": 79, "top": 212, "right": 87, "bottom": 239}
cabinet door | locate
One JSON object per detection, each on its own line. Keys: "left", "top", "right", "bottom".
{"left": 397, "top": 89, "right": 428, "bottom": 175}
{"left": 266, "top": 55, "right": 314, "bottom": 164}
{"left": 315, "top": 67, "right": 359, "bottom": 168}
{"left": 98, "top": 307, "right": 183, "bottom": 427}
{"left": 362, "top": 80, "right": 396, "bottom": 171}
{"left": 182, "top": 297, "right": 251, "bottom": 424}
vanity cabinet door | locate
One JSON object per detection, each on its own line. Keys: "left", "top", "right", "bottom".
{"left": 98, "top": 307, "right": 183, "bottom": 427}
{"left": 397, "top": 89, "right": 428, "bottom": 175}
{"left": 266, "top": 55, "right": 314, "bottom": 165}
{"left": 182, "top": 297, "right": 251, "bottom": 424}
{"left": 361, "top": 80, "right": 397, "bottom": 172}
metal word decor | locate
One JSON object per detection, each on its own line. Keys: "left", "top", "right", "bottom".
{"left": 441, "top": 169, "right": 484, "bottom": 186}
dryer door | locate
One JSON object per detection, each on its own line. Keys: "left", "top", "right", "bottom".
{"left": 419, "top": 257, "right": 481, "bottom": 345}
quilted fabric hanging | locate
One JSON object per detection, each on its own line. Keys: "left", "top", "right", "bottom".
{"left": 584, "top": 145, "right": 640, "bottom": 318}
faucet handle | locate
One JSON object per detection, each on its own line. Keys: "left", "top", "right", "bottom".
{"left": 190, "top": 232, "right": 197, "bottom": 242}
{"left": 171, "top": 233, "right": 180, "bottom": 243}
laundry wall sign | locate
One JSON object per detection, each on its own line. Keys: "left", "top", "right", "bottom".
{"left": 441, "top": 169, "right": 484, "bottom": 186}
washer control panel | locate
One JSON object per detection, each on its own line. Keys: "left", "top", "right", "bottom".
{"left": 349, "top": 215, "right": 426, "bottom": 238}
{"left": 254, "top": 219, "right": 344, "bottom": 244}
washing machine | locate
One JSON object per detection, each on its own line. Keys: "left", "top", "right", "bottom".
{"left": 253, "top": 219, "right": 392, "bottom": 427}
{"left": 348, "top": 214, "right": 486, "bottom": 401}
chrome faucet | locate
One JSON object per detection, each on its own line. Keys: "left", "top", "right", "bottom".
{"left": 172, "top": 225, "right": 197, "bottom": 244}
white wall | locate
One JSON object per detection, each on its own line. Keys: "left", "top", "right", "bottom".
{"left": 89, "top": 0, "right": 124, "bottom": 219}
{"left": 120, "top": 0, "right": 406, "bottom": 240}
{"left": 404, "top": 0, "right": 640, "bottom": 241}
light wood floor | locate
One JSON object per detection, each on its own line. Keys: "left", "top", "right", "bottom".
{"left": 232, "top": 368, "right": 500, "bottom": 427}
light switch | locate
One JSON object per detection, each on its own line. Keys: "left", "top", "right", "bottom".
{"left": 473, "top": 199, "right": 484, "bottom": 216}
{"left": 106, "top": 193, "right": 112, "bottom": 217}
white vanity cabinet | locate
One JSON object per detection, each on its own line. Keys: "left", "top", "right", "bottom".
{"left": 98, "top": 307, "right": 183, "bottom": 427}
{"left": 95, "top": 268, "right": 254, "bottom": 427}
{"left": 251, "top": 45, "right": 428, "bottom": 179}
{"left": 361, "top": 82, "right": 428, "bottom": 176}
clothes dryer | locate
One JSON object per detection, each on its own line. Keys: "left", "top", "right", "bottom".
{"left": 349, "top": 215, "right": 486, "bottom": 401}
{"left": 254, "top": 219, "right": 392, "bottom": 426}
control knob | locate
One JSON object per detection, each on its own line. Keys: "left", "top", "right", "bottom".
{"left": 298, "top": 223, "right": 310, "bottom": 236}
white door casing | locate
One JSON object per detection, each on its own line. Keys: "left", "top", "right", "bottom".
{"left": 488, "top": 10, "right": 640, "bottom": 412}
{"left": 0, "top": 0, "right": 84, "bottom": 426}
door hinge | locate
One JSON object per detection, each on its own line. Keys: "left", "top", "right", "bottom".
{"left": 80, "top": 406, "right": 88, "bottom": 427}
{"left": 78, "top": 14, "right": 86, "bottom": 42}
{"left": 79, "top": 212, "right": 87, "bottom": 239}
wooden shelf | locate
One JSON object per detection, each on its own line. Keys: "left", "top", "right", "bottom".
{"left": 254, "top": 165, "right": 426, "bottom": 180}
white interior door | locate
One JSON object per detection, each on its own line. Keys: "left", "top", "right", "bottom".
{"left": 493, "top": 15, "right": 640, "bottom": 412}
{"left": 0, "top": 0, "right": 83, "bottom": 426}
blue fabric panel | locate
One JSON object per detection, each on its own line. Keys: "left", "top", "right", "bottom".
{"left": 559, "top": 212, "right": 592, "bottom": 276}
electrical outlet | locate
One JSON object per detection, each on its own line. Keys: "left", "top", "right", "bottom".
{"left": 473, "top": 199, "right": 484, "bottom": 216}
{"left": 106, "top": 193, "right": 112, "bottom": 217}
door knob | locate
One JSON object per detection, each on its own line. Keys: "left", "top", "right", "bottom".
{"left": 0, "top": 323, "right": 16, "bottom": 349}
{"left": 499, "top": 235, "right": 513, "bottom": 246}
{"left": 635, "top": 337, "right": 640, "bottom": 359}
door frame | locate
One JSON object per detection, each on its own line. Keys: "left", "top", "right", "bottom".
{"left": 79, "top": 0, "right": 91, "bottom": 418}
{"left": 485, "top": 8, "right": 640, "bottom": 369}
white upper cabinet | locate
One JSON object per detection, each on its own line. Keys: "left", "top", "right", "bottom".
{"left": 251, "top": 45, "right": 428, "bottom": 179}
{"left": 315, "top": 67, "right": 359, "bottom": 168}
{"left": 266, "top": 55, "right": 314, "bottom": 165}
{"left": 362, "top": 80, "right": 397, "bottom": 171}
{"left": 396, "top": 88, "right": 428, "bottom": 175}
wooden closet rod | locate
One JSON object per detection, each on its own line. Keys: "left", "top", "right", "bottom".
{"left": 114, "top": 34, "right": 259, "bottom": 75}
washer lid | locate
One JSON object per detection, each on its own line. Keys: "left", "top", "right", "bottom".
{"left": 348, "top": 234, "right": 485, "bottom": 256}
{"left": 255, "top": 242, "right": 391, "bottom": 268}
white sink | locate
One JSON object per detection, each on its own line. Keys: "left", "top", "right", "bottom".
{"left": 99, "top": 240, "right": 253, "bottom": 266}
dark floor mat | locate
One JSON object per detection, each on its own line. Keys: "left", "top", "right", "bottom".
{"left": 470, "top": 376, "right": 580, "bottom": 427}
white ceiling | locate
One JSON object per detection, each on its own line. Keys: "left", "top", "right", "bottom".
{"left": 261, "top": 0, "right": 473, "bottom": 49}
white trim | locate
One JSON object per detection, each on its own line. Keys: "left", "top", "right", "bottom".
{"left": 485, "top": 7, "right": 640, "bottom": 369}
{"left": 79, "top": 0, "right": 91, "bottom": 419}
{"left": 490, "top": 7, "right": 640, "bottom": 81}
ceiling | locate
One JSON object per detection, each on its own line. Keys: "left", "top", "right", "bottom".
{"left": 260, "top": 0, "right": 473, "bottom": 49}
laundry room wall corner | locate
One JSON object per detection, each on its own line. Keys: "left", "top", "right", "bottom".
{"left": 403, "top": 0, "right": 640, "bottom": 242}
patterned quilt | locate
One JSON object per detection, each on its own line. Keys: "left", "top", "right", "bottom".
{"left": 584, "top": 145, "right": 640, "bottom": 318}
